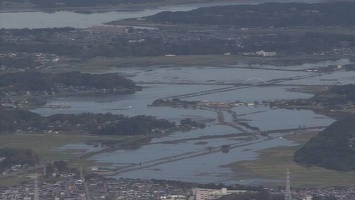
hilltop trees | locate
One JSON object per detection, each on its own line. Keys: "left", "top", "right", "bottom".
{"left": 147, "top": 2, "right": 355, "bottom": 28}
{"left": 294, "top": 117, "right": 355, "bottom": 171}
{"left": 0, "top": 108, "right": 176, "bottom": 136}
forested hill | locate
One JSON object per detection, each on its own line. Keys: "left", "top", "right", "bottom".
{"left": 146, "top": 2, "right": 355, "bottom": 27}
{"left": 308, "top": 84, "right": 355, "bottom": 106}
{"left": 294, "top": 117, "right": 355, "bottom": 171}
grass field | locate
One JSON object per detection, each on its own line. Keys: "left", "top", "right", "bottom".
{"left": 0, "top": 176, "right": 32, "bottom": 187}
{"left": 0, "top": 133, "right": 125, "bottom": 162}
{"left": 55, "top": 55, "right": 246, "bottom": 72}
{"left": 228, "top": 132, "right": 355, "bottom": 187}
{"left": 51, "top": 54, "right": 347, "bottom": 73}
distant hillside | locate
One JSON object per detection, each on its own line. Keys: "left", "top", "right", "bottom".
{"left": 146, "top": 2, "right": 355, "bottom": 27}
{"left": 294, "top": 117, "right": 355, "bottom": 171}
{"left": 309, "top": 84, "right": 355, "bottom": 107}
{"left": 287, "top": 84, "right": 355, "bottom": 108}
{"left": 1, "top": 0, "right": 164, "bottom": 7}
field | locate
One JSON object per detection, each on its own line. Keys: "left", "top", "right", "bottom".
{"left": 0, "top": 176, "right": 32, "bottom": 187}
{"left": 0, "top": 133, "right": 124, "bottom": 161}
{"left": 228, "top": 132, "right": 355, "bottom": 187}
{"left": 51, "top": 54, "right": 346, "bottom": 73}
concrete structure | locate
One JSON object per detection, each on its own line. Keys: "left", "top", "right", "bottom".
{"left": 194, "top": 188, "right": 247, "bottom": 200}
{"left": 256, "top": 50, "right": 277, "bottom": 57}
{"left": 34, "top": 172, "right": 39, "bottom": 200}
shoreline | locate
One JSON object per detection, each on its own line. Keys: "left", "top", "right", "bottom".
{"left": 0, "top": 6, "right": 144, "bottom": 14}
{"left": 1, "top": 0, "right": 325, "bottom": 14}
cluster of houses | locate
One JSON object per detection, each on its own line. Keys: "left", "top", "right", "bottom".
{"left": 1, "top": 170, "right": 355, "bottom": 200}
{"left": 242, "top": 50, "right": 277, "bottom": 57}
{"left": 0, "top": 53, "right": 62, "bottom": 72}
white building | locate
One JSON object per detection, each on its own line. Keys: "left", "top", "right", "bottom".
{"left": 256, "top": 50, "right": 277, "bottom": 57}
{"left": 194, "top": 188, "right": 247, "bottom": 200}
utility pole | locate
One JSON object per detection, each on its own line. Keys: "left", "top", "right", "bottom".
{"left": 80, "top": 167, "right": 85, "bottom": 182}
{"left": 285, "top": 169, "right": 292, "bottom": 200}
{"left": 43, "top": 164, "right": 46, "bottom": 176}
{"left": 34, "top": 172, "right": 39, "bottom": 200}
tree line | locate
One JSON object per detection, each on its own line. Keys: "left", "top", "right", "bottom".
{"left": 309, "top": 84, "right": 355, "bottom": 106}
{"left": 0, "top": 71, "right": 136, "bottom": 92}
{"left": 0, "top": 108, "right": 176, "bottom": 136}
{"left": 0, "top": 148, "right": 39, "bottom": 172}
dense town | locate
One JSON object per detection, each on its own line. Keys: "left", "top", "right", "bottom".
{"left": 1, "top": 171, "right": 355, "bottom": 200}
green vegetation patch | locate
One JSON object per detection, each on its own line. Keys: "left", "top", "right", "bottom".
{"left": 0, "top": 108, "right": 176, "bottom": 136}
{"left": 228, "top": 132, "right": 355, "bottom": 187}
{"left": 60, "top": 54, "right": 348, "bottom": 73}
{"left": 0, "top": 148, "right": 39, "bottom": 172}
{"left": 71, "top": 55, "right": 246, "bottom": 71}
{"left": 301, "top": 84, "right": 355, "bottom": 107}
{"left": 0, "top": 134, "right": 124, "bottom": 162}
{"left": 294, "top": 117, "right": 355, "bottom": 171}
{"left": 0, "top": 175, "right": 32, "bottom": 187}
{"left": 0, "top": 71, "right": 136, "bottom": 92}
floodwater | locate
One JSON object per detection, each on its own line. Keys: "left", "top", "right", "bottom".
{"left": 32, "top": 60, "right": 349, "bottom": 185}
{"left": 1, "top": 0, "right": 349, "bottom": 185}
{"left": 0, "top": 0, "right": 324, "bottom": 29}
{"left": 95, "top": 135, "right": 293, "bottom": 184}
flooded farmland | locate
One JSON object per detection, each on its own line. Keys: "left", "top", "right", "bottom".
{"left": 32, "top": 59, "right": 354, "bottom": 184}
